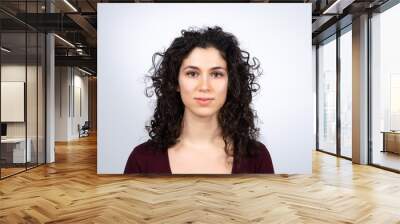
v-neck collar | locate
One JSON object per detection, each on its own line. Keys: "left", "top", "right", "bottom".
{"left": 165, "top": 149, "right": 236, "bottom": 174}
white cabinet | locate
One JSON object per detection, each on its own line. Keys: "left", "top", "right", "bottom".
{"left": 1, "top": 138, "right": 32, "bottom": 163}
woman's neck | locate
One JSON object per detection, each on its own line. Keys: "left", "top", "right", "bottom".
{"left": 178, "top": 110, "right": 223, "bottom": 148}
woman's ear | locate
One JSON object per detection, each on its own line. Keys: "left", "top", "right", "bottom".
{"left": 176, "top": 86, "right": 180, "bottom": 92}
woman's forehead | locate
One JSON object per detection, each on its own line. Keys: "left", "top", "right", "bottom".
{"left": 181, "top": 47, "right": 227, "bottom": 70}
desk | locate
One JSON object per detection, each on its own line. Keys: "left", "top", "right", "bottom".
{"left": 1, "top": 138, "right": 31, "bottom": 163}
{"left": 381, "top": 131, "right": 400, "bottom": 154}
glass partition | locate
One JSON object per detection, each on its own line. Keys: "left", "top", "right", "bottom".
{"left": 38, "top": 32, "right": 45, "bottom": 165}
{"left": 317, "top": 36, "right": 337, "bottom": 155}
{"left": 0, "top": 1, "right": 46, "bottom": 179}
{"left": 1, "top": 31, "right": 28, "bottom": 177}
{"left": 27, "top": 30, "right": 38, "bottom": 169}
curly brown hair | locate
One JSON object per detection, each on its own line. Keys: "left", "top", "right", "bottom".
{"left": 145, "top": 26, "right": 262, "bottom": 164}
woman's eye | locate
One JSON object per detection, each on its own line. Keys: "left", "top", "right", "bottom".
{"left": 211, "top": 72, "right": 224, "bottom": 78}
{"left": 186, "top": 72, "right": 198, "bottom": 77}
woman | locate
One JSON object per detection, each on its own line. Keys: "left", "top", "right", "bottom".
{"left": 124, "top": 26, "right": 274, "bottom": 174}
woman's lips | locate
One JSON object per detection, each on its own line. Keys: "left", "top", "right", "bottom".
{"left": 194, "top": 97, "right": 214, "bottom": 106}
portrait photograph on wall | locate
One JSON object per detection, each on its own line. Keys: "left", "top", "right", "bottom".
{"left": 97, "top": 3, "right": 313, "bottom": 174}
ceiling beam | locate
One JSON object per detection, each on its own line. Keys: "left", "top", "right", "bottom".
{"left": 67, "top": 13, "right": 97, "bottom": 46}
{"left": 55, "top": 55, "right": 96, "bottom": 70}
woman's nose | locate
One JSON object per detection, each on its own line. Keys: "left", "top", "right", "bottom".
{"left": 198, "top": 74, "right": 210, "bottom": 92}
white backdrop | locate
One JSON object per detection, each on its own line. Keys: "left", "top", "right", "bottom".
{"left": 98, "top": 3, "right": 313, "bottom": 174}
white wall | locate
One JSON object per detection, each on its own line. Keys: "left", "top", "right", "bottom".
{"left": 55, "top": 67, "right": 89, "bottom": 141}
{"left": 55, "top": 67, "right": 69, "bottom": 141}
{"left": 98, "top": 3, "right": 313, "bottom": 174}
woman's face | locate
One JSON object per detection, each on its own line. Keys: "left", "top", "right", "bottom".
{"left": 178, "top": 47, "right": 228, "bottom": 118}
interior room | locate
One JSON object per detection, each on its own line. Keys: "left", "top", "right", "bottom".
{"left": 0, "top": 0, "right": 399, "bottom": 223}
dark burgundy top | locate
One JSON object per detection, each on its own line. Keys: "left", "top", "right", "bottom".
{"left": 124, "top": 140, "right": 274, "bottom": 174}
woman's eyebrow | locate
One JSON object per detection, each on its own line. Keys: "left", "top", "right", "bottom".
{"left": 183, "top": 65, "right": 199, "bottom": 70}
{"left": 210, "top": 66, "right": 227, "bottom": 71}
{"left": 183, "top": 65, "right": 227, "bottom": 71}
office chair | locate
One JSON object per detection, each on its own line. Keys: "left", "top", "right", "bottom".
{"left": 79, "top": 121, "right": 90, "bottom": 138}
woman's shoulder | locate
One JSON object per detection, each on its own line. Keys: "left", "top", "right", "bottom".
{"left": 129, "top": 140, "right": 159, "bottom": 156}
{"left": 252, "top": 140, "right": 269, "bottom": 154}
{"left": 249, "top": 141, "right": 274, "bottom": 173}
{"left": 127, "top": 140, "right": 167, "bottom": 163}
{"left": 124, "top": 140, "right": 170, "bottom": 174}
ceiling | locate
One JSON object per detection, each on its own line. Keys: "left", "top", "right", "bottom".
{"left": 0, "top": 0, "right": 392, "bottom": 75}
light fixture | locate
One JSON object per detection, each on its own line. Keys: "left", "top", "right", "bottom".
{"left": 63, "top": 0, "right": 78, "bottom": 12}
{"left": 1, "top": 47, "right": 11, "bottom": 53}
{"left": 78, "top": 67, "right": 93, "bottom": 76}
{"left": 76, "top": 48, "right": 85, "bottom": 55}
{"left": 322, "top": 0, "right": 355, "bottom": 15}
{"left": 54, "top": 34, "right": 75, "bottom": 48}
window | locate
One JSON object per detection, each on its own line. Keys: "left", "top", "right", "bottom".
{"left": 339, "top": 28, "right": 352, "bottom": 158}
{"left": 371, "top": 2, "right": 400, "bottom": 171}
{"left": 318, "top": 36, "right": 337, "bottom": 155}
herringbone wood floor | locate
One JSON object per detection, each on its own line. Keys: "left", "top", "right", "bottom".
{"left": 0, "top": 134, "right": 400, "bottom": 223}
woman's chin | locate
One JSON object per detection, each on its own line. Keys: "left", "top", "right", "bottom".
{"left": 190, "top": 108, "right": 219, "bottom": 118}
